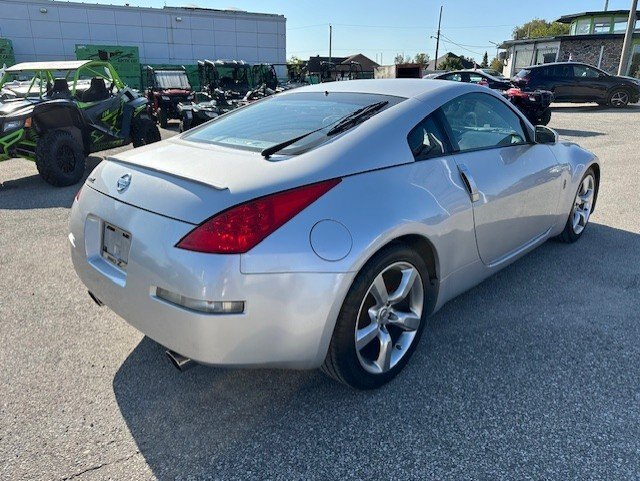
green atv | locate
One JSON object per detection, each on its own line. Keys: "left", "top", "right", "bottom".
{"left": 0, "top": 60, "right": 160, "bottom": 187}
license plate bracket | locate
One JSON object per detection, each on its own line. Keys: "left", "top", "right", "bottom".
{"left": 101, "top": 222, "right": 131, "bottom": 270}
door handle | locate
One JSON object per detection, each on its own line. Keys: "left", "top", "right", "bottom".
{"left": 457, "top": 164, "right": 480, "bottom": 203}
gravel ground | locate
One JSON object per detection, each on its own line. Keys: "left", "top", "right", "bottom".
{"left": 1, "top": 107, "right": 639, "bottom": 481}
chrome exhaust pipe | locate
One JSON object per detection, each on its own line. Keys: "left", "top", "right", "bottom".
{"left": 165, "top": 350, "right": 194, "bottom": 371}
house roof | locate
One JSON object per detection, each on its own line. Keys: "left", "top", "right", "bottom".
{"left": 556, "top": 10, "right": 640, "bottom": 23}
{"left": 306, "top": 54, "right": 379, "bottom": 73}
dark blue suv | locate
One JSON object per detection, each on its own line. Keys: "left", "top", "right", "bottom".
{"left": 513, "top": 62, "right": 640, "bottom": 107}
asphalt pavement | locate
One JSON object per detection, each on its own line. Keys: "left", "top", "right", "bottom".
{"left": 1, "top": 107, "right": 639, "bottom": 480}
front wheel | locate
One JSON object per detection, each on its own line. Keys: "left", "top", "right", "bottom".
{"left": 556, "top": 168, "right": 597, "bottom": 243}
{"left": 538, "top": 108, "right": 552, "bottom": 126}
{"left": 322, "top": 244, "right": 430, "bottom": 389}
{"left": 35, "top": 130, "right": 86, "bottom": 187}
{"left": 131, "top": 117, "right": 161, "bottom": 148}
{"left": 608, "top": 89, "right": 630, "bottom": 108}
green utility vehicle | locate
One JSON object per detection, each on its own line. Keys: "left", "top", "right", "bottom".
{"left": 0, "top": 60, "right": 160, "bottom": 187}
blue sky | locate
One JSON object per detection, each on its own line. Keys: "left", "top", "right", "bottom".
{"left": 85, "top": 0, "right": 633, "bottom": 62}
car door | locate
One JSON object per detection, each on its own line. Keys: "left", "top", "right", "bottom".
{"left": 537, "top": 65, "right": 573, "bottom": 101}
{"left": 572, "top": 64, "right": 609, "bottom": 101}
{"left": 439, "top": 92, "right": 562, "bottom": 265}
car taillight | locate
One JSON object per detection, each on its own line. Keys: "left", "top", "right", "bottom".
{"left": 176, "top": 178, "right": 341, "bottom": 254}
{"left": 75, "top": 185, "right": 83, "bottom": 202}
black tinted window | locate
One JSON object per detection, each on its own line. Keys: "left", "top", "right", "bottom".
{"left": 573, "top": 65, "right": 600, "bottom": 78}
{"left": 407, "top": 115, "right": 448, "bottom": 160}
{"left": 440, "top": 93, "right": 528, "bottom": 152}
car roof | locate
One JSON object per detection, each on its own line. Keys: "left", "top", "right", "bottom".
{"left": 6, "top": 60, "right": 93, "bottom": 72}
{"left": 522, "top": 62, "right": 598, "bottom": 70}
{"left": 284, "top": 78, "right": 481, "bottom": 101}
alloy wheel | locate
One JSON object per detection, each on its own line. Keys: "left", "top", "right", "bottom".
{"left": 610, "top": 91, "right": 629, "bottom": 107}
{"left": 354, "top": 261, "right": 424, "bottom": 374}
{"left": 572, "top": 174, "right": 595, "bottom": 235}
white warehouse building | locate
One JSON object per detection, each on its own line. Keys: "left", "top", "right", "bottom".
{"left": 0, "top": 0, "right": 286, "bottom": 65}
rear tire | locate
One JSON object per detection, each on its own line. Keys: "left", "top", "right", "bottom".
{"left": 608, "top": 89, "right": 630, "bottom": 108}
{"left": 132, "top": 117, "right": 161, "bottom": 147}
{"left": 538, "top": 108, "right": 552, "bottom": 126}
{"left": 158, "top": 108, "right": 168, "bottom": 128}
{"left": 556, "top": 168, "right": 597, "bottom": 243}
{"left": 35, "top": 130, "right": 85, "bottom": 187}
{"left": 322, "top": 244, "right": 430, "bottom": 390}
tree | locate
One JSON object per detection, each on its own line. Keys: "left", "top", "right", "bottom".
{"left": 481, "top": 51, "right": 489, "bottom": 68}
{"left": 414, "top": 52, "right": 430, "bottom": 67}
{"left": 438, "top": 56, "right": 464, "bottom": 71}
{"left": 490, "top": 57, "right": 504, "bottom": 72}
{"left": 394, "top": 54, "right": 407, "bottom": 64}
{"left": 286, "top": 56, "right": 304, "bottom": 80}
{"left": 513, "top": 19, "right": 570, "bottom": 40}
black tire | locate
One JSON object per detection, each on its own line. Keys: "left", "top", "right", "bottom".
{"left": 131, "top": 117, "right": 161, "bottom": 148}
{"left": 158, "top": 108, "right": 168, "bottom": 128}
{"left": 607, "top": 89, "right": 630, "bottom": 108}
{"left": 35, "top": 130, "right": 85, "bottom": 187}
{"left": 322, "top": 243, "right": 430, "bottom": 389}
{"left": 556, "top": 167, "right": 597, "bottom": 244}
{"left": 538, "top": 108, "right": 552, "bottom": 126}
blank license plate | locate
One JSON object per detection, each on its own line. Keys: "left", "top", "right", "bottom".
{"left": 102, "top": 222, "right": 131, "bottom": 270}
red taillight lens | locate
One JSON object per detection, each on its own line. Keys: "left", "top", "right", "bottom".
{"left": 75, "top": 185, "right": 83, "bottom": 202}
{"left": 176, "top": 178, "right": 341, "bottom": 254}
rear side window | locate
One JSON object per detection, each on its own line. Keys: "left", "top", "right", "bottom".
{"left": 407, "top": 115, "right": 448, "bottom": 160}
{"left": 515, "top": 69, "right": 531, "bottom": 79}
{"left": 440, "top": 93, "right": 528, "bottom": 152}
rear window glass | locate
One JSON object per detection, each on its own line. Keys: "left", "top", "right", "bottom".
{"left": 183, "top": 92, "right": 404, "bottom": 155}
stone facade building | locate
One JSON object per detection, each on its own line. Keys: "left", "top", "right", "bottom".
{"left": 500, "top": 9, "right": 640, "bottom": 77}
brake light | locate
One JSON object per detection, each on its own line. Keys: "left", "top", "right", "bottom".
{"left": 75, "top": 185, "right": 83, "bottom": 202}
{"left": 176, "top": 178, "right": 341, "bottom": 254}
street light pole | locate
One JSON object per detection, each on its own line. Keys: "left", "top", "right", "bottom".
{"left": 329, "top": 24, "right": 333, "bottom": 64}
{"left": 618, "top": 0, "right": 638, "bottom": 75}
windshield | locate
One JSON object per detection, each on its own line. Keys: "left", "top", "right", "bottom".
{"left": 183, "top": 92, "right": 404, "bottom": 155}
{"left": 155, "top": 70, "right": 191, "bottom": 89}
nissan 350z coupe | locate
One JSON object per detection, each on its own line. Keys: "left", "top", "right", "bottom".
{"left": 70, "top": 79, "right": 600, "bottom": 389}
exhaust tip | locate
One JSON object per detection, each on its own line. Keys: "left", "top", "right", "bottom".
{"left": 165, "top": 350, "right": 194, "bottom": 372}
{"left": 88, "top": 291, "right": 104, "bottom": 307}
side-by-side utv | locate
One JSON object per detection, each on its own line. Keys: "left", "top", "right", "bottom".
{"left": 0, "top": 60, "right": 160, "bottom": 186}
{"left": 144, "top": 66, "right": 193, "bottom": 128}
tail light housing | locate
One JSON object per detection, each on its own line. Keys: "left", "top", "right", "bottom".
{"left": 176, "top": 178, "right": 341, "bottom": 254}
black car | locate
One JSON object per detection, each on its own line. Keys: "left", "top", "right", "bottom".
{"left": 512, "top": 62, "right": 640, "bottom": 107}
{"left": 427, "top": 69, "right": 512, "bottom": 90}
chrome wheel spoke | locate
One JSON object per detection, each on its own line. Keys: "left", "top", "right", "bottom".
{"left": 375, "top": 329, "right": 393, "bottom": 372}
{"left": 387, "top": 309, "right": 421, "bottom": 331}
{"left": 370, "top": 274, "right": 389, "bottom": 306}
{"left": 388, "top": 267, "right": 418, "bottom": 305}
{"left": 356, "top": 323, "right": 379, "bottom": 351}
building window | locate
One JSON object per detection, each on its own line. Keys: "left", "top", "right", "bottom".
{"left": 613, "top": 17, "right": 628, "bottom": 33}
{"left": 570, "top": 22, "right": 577, "bottom": 35}
{"left": 593, "top": 17, "right": 612, "bottom": 33}
{"left": 575, "top": 18, "right": 592, "bottom": 35}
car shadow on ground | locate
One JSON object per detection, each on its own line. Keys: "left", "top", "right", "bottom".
{"left": 554, "top": 128, "right": 605, "bottom": 138}
{"left": 113, "top": 222, "right": 640, "bottom": 479}
{"left": 0, "top": 156, "right": 102, "bottom": 210}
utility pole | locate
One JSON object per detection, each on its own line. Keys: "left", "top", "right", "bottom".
{"left": 618, "top": 0, "right": 638, "bottom": 75}
{"left": 329, "top": 24, "right": 333, "bottom": 64}
{"left": 604, "top": 0, "right": 609, "bottom": 10}
{"left": 434, "top": 5, "right": 443, "bottom": 67}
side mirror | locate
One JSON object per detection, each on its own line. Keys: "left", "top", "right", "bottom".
{"left": 535, "top": 125, "right": 558, "bottom": 144}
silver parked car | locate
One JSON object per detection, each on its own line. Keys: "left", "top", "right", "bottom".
{"left": 69, "top": 79, "right": 600, "bottom": 389}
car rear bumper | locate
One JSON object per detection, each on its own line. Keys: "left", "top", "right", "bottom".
{"left": 69, "top": 185, "right": 353, "bottom": 369}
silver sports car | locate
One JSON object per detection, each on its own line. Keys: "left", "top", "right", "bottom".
{"left": 69, "top": 79, "right": 600, "bottom": 389}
